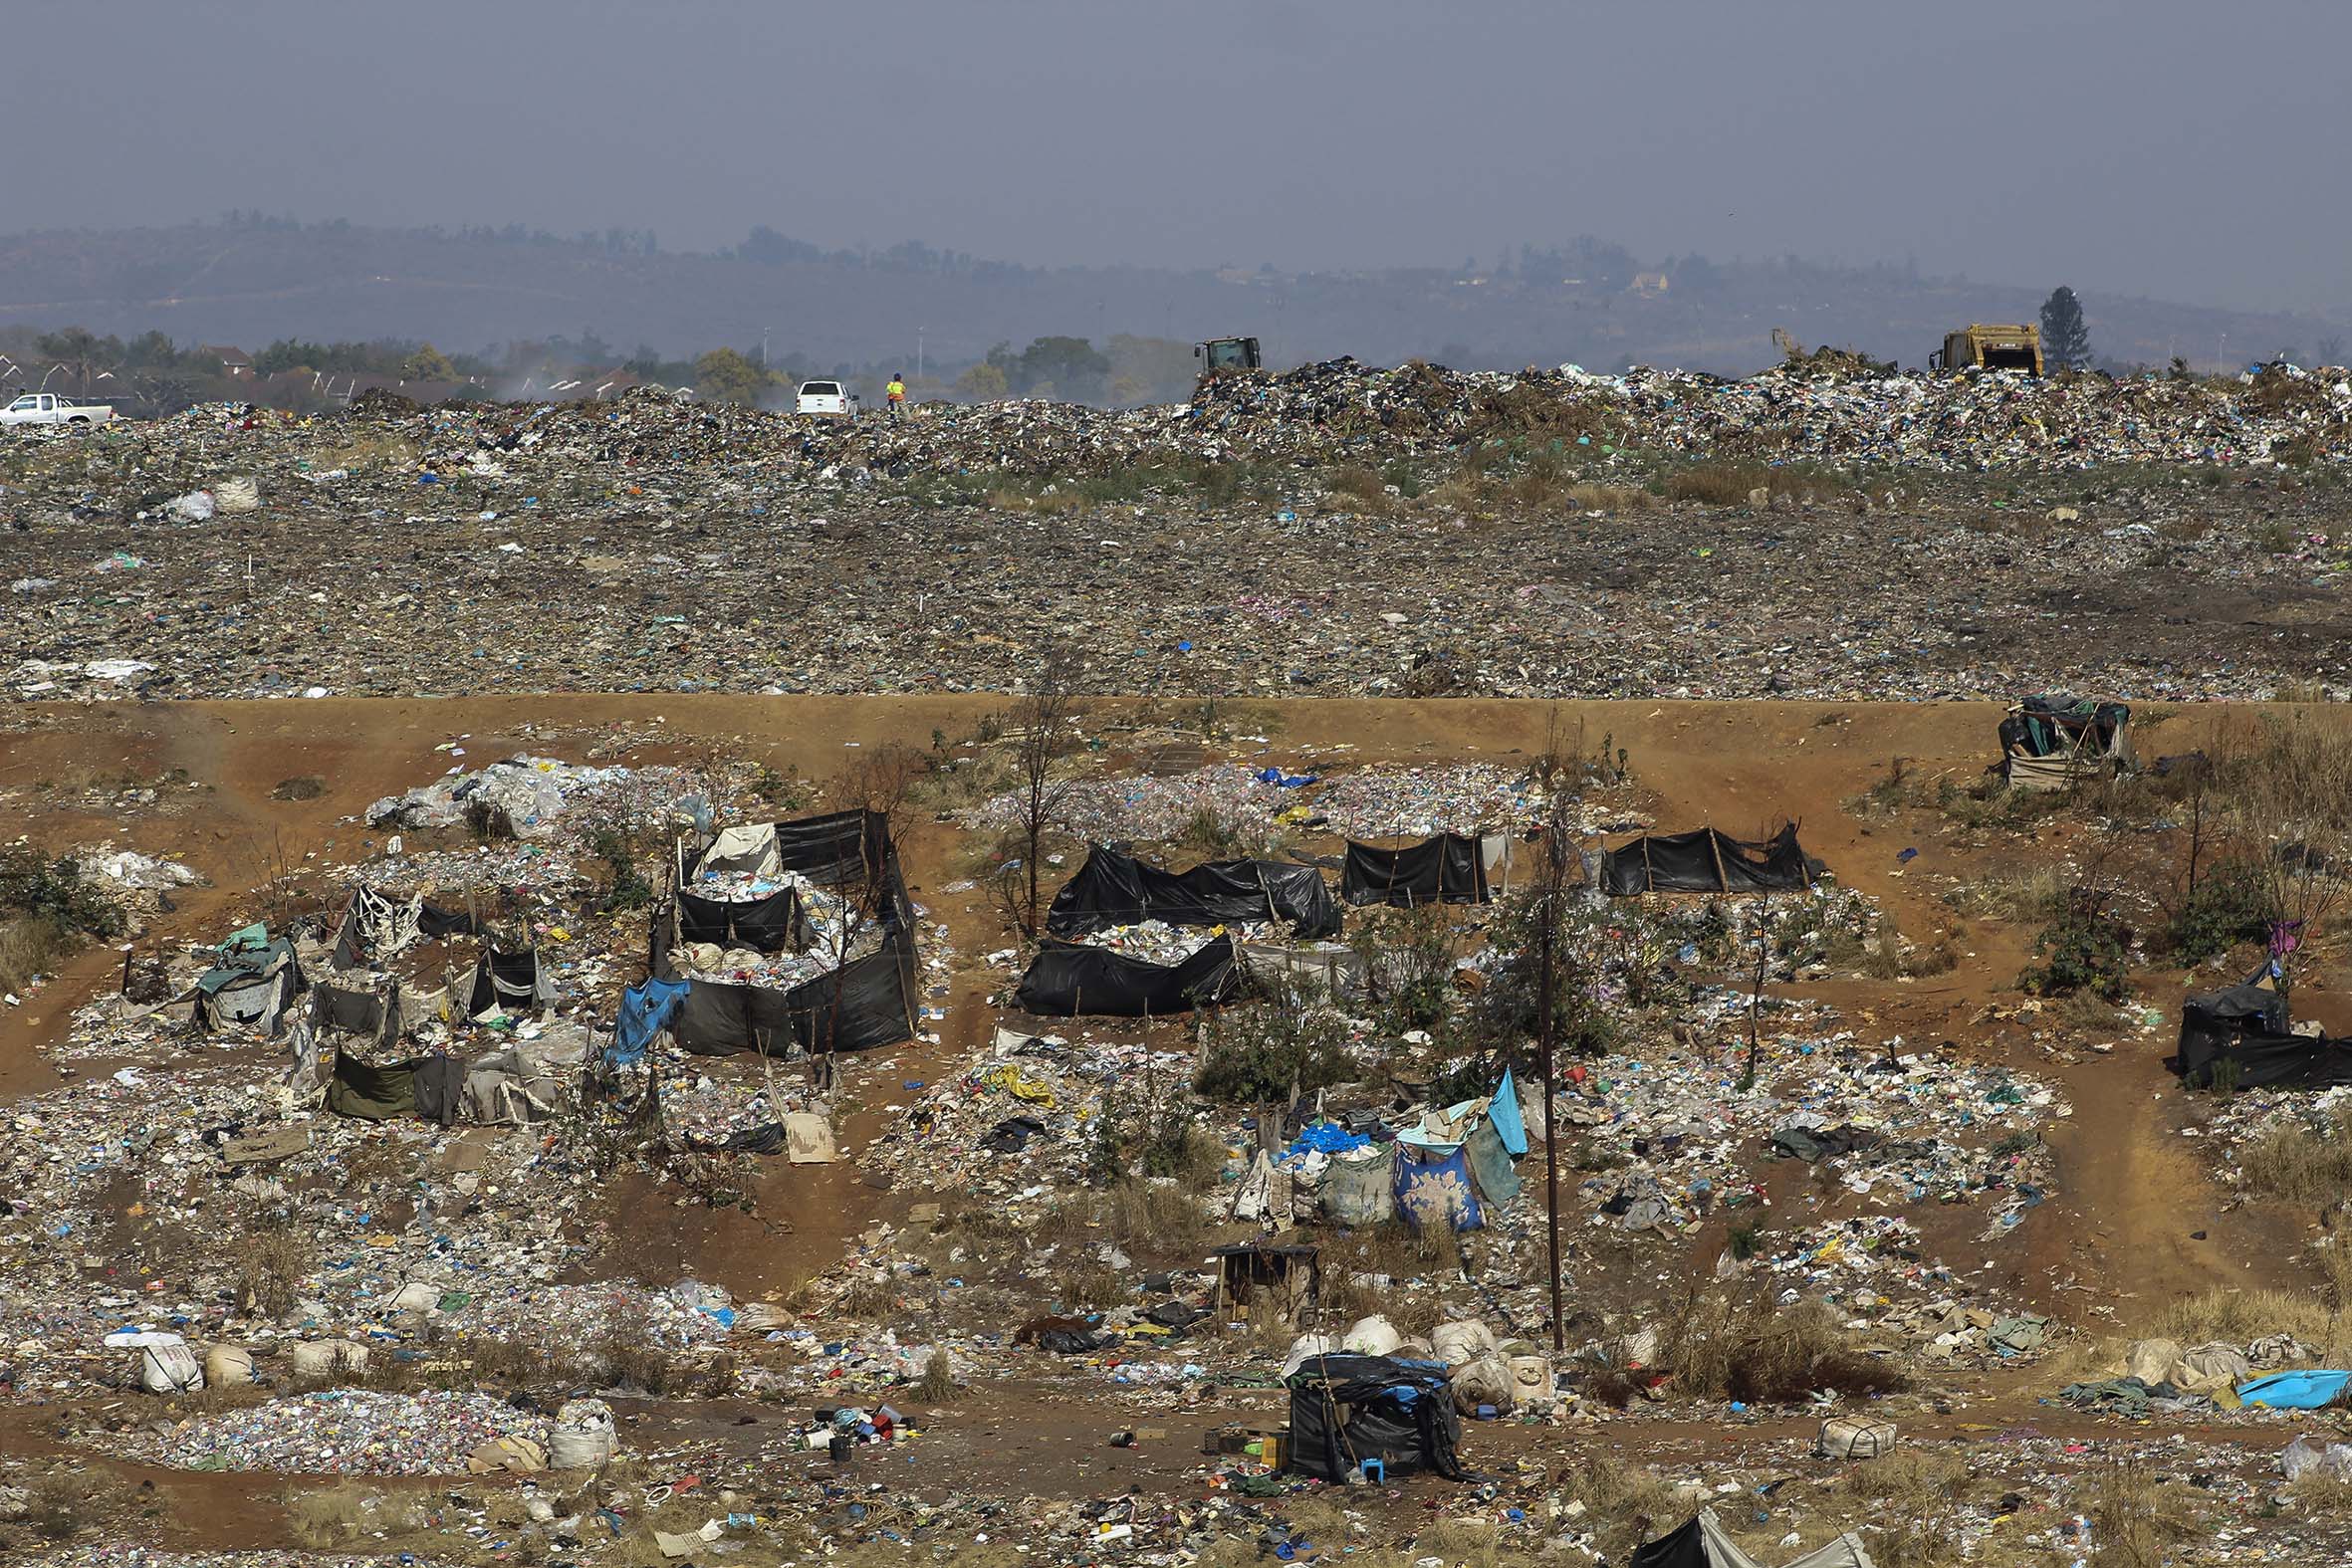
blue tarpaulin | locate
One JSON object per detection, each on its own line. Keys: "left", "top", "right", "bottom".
{"left": 1488, "top": 1066, "right": 1528, "bottom": 1157}
{"left": 2238, "top": 1371, "right": 2352, "bottom": 1409}
{"left": 613, "top": 977, "right": 691, "bottom": 1064}
{"left": 1285, "top": 1122, "right": 1370, "bottom": 1161}
{"left": 1394, "top": 1144, "right": 1483, "bottom": 1232}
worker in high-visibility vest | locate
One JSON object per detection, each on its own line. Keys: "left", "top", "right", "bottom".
{"left": 886, "top": 374, "right": 906, "bottom": 418}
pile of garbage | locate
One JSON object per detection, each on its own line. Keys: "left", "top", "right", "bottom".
{"left": 114, "top": 1389, "right": 550, "bottom": 1475}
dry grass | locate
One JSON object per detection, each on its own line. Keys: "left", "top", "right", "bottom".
{"left": 1565, "top": 482, "right": 1663, "bottom": 512}
{"left": 1326, "top": 464, "right": 1396, "bottom": 513}
{"left": 1410, "top": 1516, "right": 1503, "bottom": 1568}
{"left": 832, "top": 1270, "right": 903, "bottom": 1324}
{"left": 1661, "top": 461, "right": 1805, "bottom": 507}
{"left": 1104, "top": 1179, "right": 1213, "bottom": 1248}
{"left": 1555, "top": 1454, "right": 1682, "bottom": 1560}
{"left": 1047, "top": 1257, "right": 1128, "bottom": 1311}
{"left": 592, "top": 1307, "right": 678, "bottom": 1395}
{"left": 1941, "top": 865, "right": 2068, "bottom": 923}
{"left": 2157, "top": 1285, "right": 2352, "bottom": 1361}
{"left": 282, "top": 1482, "right": 430, "bottom": 1550}
{"left": 984, "top": 486, "right": 1085, "bottom": 515}
{"left": 2083, "top": 1460, "right": 2203, "bottom": 1567}
{"left": 1658, "top": 1292, "right": 1905, "bottom": 1403}
{"left": 25, "top": 1471, "right": 90, "bottom": 1542}
{"left": 2234, "top": 1113, "right": 2352, "bottom": 1207}
{"left": 234, "top": 1221, "right": 311, "bottom": 1318}
{"left": 1846, "top": 1448, "right": 1970, "bottom": 1567}
{"left": 2285, "top": 1469, "right": 2352, "bottom": 1516}
{"left": 918, "top": 1347, "right": 956, "bottom": 1403}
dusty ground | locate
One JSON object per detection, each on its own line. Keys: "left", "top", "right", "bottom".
{"left": 2, "top": 694, "right": 2346, "bottom": 1559}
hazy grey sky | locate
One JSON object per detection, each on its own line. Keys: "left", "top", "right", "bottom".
{"left": 17, "top": 1, "right": 2347, "bottom": 313}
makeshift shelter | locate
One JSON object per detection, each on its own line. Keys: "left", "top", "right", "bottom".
{"left": 1601, "top": 824, "right": 1818, "bottom": 896}
{"left": 1014, "top": 933, "right": 1240, "bottom": 1016}
{"left": 1211, "top": 1242, "right": 1319, "bottom": 1320}
{"left": 2000, "top": 695, "right": 2137, "bottom": 790}
{"left": 460, "top": 1024, "right": 590, "bottom": 1125}
{"left": 307, "top": 978, "right": 446, "bottom": 1055}
{"left": 1633, "top": 1511, "right": 1876, "bottom": 1568}
{"left": 327, "top": 885, "right": 478, "bottom": 972}
{"left": 1046, "top": 847, "right": 1341, "bottom": 940}
{"left": 654, "top": 809, "right": 920, "bottom": 1055}
{"left": 188, "top": 925, "right": 306, "bottom": 1035}
{"left": 461, "top": 948, "right": 556, "bottom": 1017}
{"left": 1340, "top": 833, "right": 1492, "bottom": 907}
{"left": 2175, "top": 973, "right": 2352, "bottom": 1088}
{"left": 1287, "top": 1353, "right": 1468, "bottom": 1483}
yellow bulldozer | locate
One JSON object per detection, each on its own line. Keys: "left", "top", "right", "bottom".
{"left": 1930, "top": 324, "right": 2043, "bottom": 375}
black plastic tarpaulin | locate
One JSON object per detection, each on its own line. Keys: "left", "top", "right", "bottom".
{"left": 2175, "top": 976, "right": 2352, "bottom": 1089}
{"left": 1340, "top": 834, "right": 1488, "bottom": 907}
{"left": 1286, "top": 1353, "right": 1467, "bottom": 1483}
{"left": 1014, "top": 934, "right": 1240, "bottom": 1016}
{"left": 661, "top": 921, "right": 919, "bottom": 1056}
{"left": 1600, "top": 824, "right": 1817, "bottom": 896}
{"left": 653, "top": 817, "right": 922, "bottom": 1057}
{"left": 1046, "top": 847, "right": 1340, "bottom": 939}
{"left": 463, "top": 949, "right": 551, "bottom": 1016}
{"left": 675, "top": 887, "right": 803, "bottom": 954}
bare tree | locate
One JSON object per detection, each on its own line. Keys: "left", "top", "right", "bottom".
{"left": 2224, "top": 714, "right": 2352, "bottom": 998}
{"left": 1006, "top": 644, "right": 1082, "bottom": 936}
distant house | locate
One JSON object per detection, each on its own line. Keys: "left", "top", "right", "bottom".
{"left": 1628, "top": 273, "right": 1670, "bottom": 297}
{"left": 201, "top": 345, "right": 255, "bottom": 378}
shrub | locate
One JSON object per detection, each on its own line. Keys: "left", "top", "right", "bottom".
{"left": 0, "top": 848, "right": 125, "bottom": 941}
{"left": 235, "top": 1220, "right": 311, "bottom": 1319}
{"left": 1348, "top": 906, "right": 1459, "bottom": 1033}
{"left": 1089, "top": 1089, "right": 1223, "bottom": 1190}
{"left": 2161, "top": 859, "right": 2272, "bottom": 964}
{"left": 2020, "top": 889, "right": 2133, "bottom": 1002}
{"left": 1193, "top": 977, "right": 1353, "bottom": 1103}
{"left": 589, "top": 827, "right": 654, "bottom": 912}
{"left": 1658, "top": 1292, "right": 1905, "bottom": 1404}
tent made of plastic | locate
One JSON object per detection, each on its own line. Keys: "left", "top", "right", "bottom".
{"left": 2175, "top": 973, "right": 2352, "bottom": 1088}
{"left": 1340, "top": 833, "right": 1494, "bottom": 907}
{"left": 1633, "top": 1510, "right": 1876, "bottom": 1568}
{"left": 653, "top": 809, "right": 921, "bottom": 1056}
{"left": 1046, "top": 846, "right": 1340, "bottom": 940}
{"left": 1600, "top": 824, "right": 1818, "bottom": 896}
{"left": 2000, "top": 694, "right": 2137, "bottom": 791}
{"left": 1014, "top": 933, "right": 1240, "bottom": 1017}
{"left": 1286, "top": 1353, "right": 1468, "bottom": 1483}
{"left": 327, "top": 885, "right": 478, "bottom": 972}
{"left": 673, "top": 807, "right": 895, "bottom": 893}
{"left": 188, "top": 925, "right": 306, "bottom": 1035}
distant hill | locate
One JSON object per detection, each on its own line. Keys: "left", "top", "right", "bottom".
{"left": 0, "top": 219, "right": 2340, "bottom": 382}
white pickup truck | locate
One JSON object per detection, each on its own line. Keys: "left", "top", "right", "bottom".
{"left": 1, "top": 392, "right": 116, "bottom": 427}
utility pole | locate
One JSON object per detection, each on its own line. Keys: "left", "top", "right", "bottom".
{"left": 1537, "top": 850, "right": 1562, "bottom": 1350}
{"left": 917, "top": 327, "right": 925, "bottom": 382}
{"left": 1535, "top": 713, "right": 1571, "bottom": 1352}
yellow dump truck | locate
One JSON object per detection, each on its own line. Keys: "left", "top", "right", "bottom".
{"left": 1930, "top": 324, "right": 2043, "bottom": 374}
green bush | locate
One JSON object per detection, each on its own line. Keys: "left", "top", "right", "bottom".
{"left": 0, "top": 848, "right": 126, "bottom": 943}
{"left": 2020, "top": 891, "right": 2133, "bottom": 1002}
{"left": 1193, "top": 978, "right": 1353, "bottom": 1103}
{"left": 2162, "top": 860, "right": 2272, "bottom": 964}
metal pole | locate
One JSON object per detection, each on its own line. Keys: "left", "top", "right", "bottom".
{"left": 1537, "top": 838, "right": 1562, "bottom": 1352}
